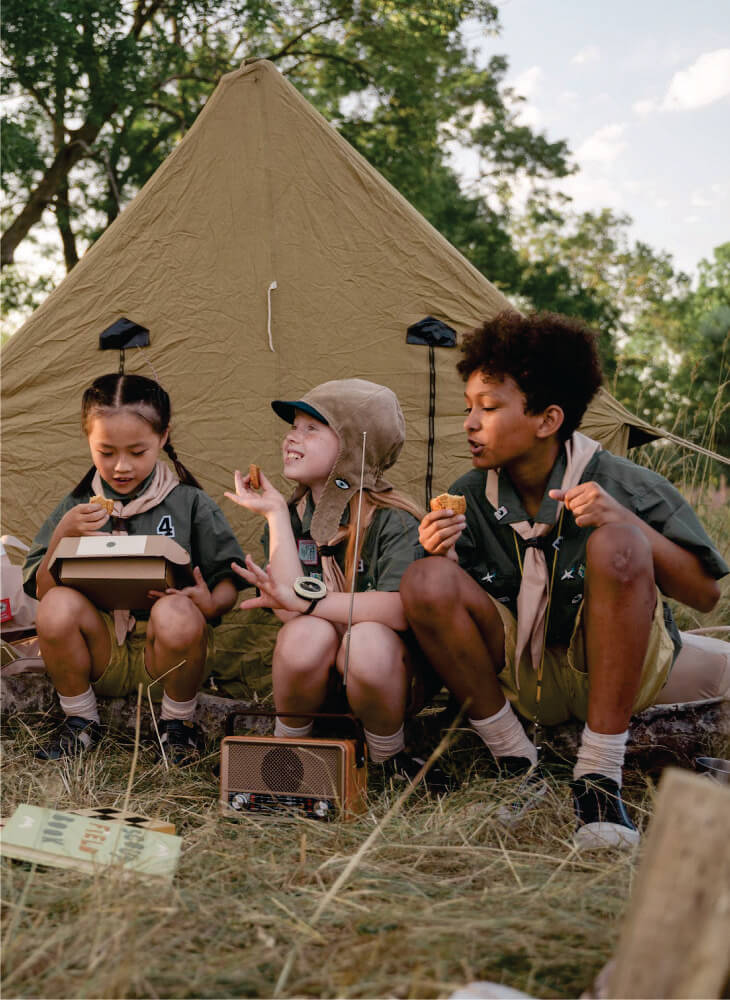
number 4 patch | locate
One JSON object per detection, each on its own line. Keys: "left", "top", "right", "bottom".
{"left": 156, "top": 515, "right": 175, "bottom": 537}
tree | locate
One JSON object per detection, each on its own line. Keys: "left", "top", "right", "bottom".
{"left": 1, "top": 0, "right": 573, "bottom": 305}
{"left": 513, "top": 205, "right": 729, "bottom": 459}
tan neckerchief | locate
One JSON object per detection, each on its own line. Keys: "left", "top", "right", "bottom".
{"left": 92, "top": 462, "right": 180, "bottom": 644}
{"left": 295, "top": 491, "right": 375, "bottom": 595}
{"left": 486, "top": 432, "right": 601, "bottom": 678}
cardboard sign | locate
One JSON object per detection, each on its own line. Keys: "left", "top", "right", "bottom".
{"left": 48, "top": 535, "right": 195, "bottom": 610}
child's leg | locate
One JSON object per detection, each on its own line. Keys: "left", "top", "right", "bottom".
{"left": 335, "top": 622, "right": 409, "bottom": 744}
{"left": 36, "top": 587, "right": 111, "bottom": 697}
{"left": 571, "top": 524, "right": 657, "bottom": 849}
{"left": 401, "top": 558, "right": 536, "bottom": 767}
{"left": 273, "top": 616, "right": 341, "bottom": 729}
{"left": 334, "top": 621, "right": 450, "bottom": 791}
{"left": 34, "top": 588, "right": 110, "bottom": 758}
{"left": 145, "top": 594, "right": 209, "bottom": 764}
{"left": 145, "top": 594, "right": 208, "bottom": 704}
{"left": 577, "top": 523, "right": 656, "bottom": 777}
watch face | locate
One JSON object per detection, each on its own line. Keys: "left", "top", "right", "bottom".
{"left": 293, "top": 575, "right": 327, "bottom": 600}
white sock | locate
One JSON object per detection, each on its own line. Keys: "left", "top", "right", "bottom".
{"left": 274, "top": 718, "right": 313, "bottom": 739}
{"left": 58, "top": 687, "right": 100, "bottom": 724}
{"left": 469, "top": 699, "right": 537, "bottom": 767}
{"left": 160, "top": 692, "right": 197, "bottom": 722}
{"left": 574, "top": 724, "right": 628, "bottom": 787}
{"left": 364, "top": 724, "right": 405, "bottom": 763}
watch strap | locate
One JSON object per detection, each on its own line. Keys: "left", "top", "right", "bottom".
{"left": 302, "top": 598, "right": 319, "bottom": 616}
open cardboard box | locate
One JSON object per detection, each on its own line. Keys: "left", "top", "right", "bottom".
{"left": 49, "top": 536, "right": 195, "bottom": 611}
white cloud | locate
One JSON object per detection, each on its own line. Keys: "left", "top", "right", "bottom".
{"left": 511, "top": 65, "right": 542, "bottom": 98}
{"left": 684, "top": 214, "right": 700, "bottom": 224}
{"left": 577, "top": 123, "right": 627, "bottom": 163}
{"left": 505, "top": 65, "right": 542, "bottom": 127}
{"left": 662, "top": 48, "right": 730, "bottom": 110}
{"left": 633, "top": 98, "right": 657, "bottom": 115}
{"left": 690, "top": 191, "right": 712, "bottom": 208}
{"left": 572, "top": 45, "right": 600, "bottom": 65}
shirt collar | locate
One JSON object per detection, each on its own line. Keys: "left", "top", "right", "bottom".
{"left": 495, "top": 449, "right": 567, "bottom": 526}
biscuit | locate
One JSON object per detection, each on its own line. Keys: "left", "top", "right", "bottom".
{"left": 90, "top": 495, "right": 115, "bottom": 515}
{"left": 429, "top": 493, "right": 466, "bottom": 515}
{"left": 248, "top": 464, "right": 261, "bottom": 490}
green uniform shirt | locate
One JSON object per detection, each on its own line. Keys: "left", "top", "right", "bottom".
{"left": 452, "top": 448, "right": 729, "bottom": 655}
{"left": 263, "top": 494, "right": 421, "bottom": 592}
{"left": 23, "top": 478, "right": 246, "bottom": 622}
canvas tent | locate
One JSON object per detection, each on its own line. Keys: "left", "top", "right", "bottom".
{"left": 1, "top": 60, "right": 717, "bottom": 554}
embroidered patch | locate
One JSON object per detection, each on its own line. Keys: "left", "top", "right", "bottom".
{"left": 481, "top": 570, "right": 496, "bottom": 584}
{"left": 298, "top": 539, "right": 318, "bottom": 565}
{"left": 578, "top": 564, "right": 585, "bottom": 579}
{"left": 494, "top": 505, "right": 508, "bottom": 521}
{"left": 357, "top": 559, "right": 364, "bottom": 573}
{"left": 561, "top": 568, "right": 575, "bottom": 581}
{"left": 552, "top": 535, "right": 563, "bottom": 550}
{"left": 156, "top": 514, "right": 175, "bottom": 537}
{"left": 335, "top": 478, "right": 350, "bottom": 490}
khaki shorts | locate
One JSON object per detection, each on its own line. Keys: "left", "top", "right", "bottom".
{"left": 92, "top": 613, "right": 216, "bottom": 702}
{"left": 490, "top": 587, "right": 675, "bottom": 726}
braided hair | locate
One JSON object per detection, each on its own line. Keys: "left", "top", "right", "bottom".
{"left": 72, "top": 373, "right": 202, "bottom": 496}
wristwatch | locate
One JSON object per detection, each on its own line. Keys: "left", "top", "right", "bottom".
{"left": 293, "top": 576, "right": 327, "bottom": 615}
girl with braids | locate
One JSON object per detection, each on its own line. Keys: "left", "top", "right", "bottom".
{"left": 225, "top": 379, "right": 449, "bottom": 791}
{"left": 23, "top": 373, "right": 245, "bottom": 764}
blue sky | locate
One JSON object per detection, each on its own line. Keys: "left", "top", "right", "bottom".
{"left": 457, "top": 0, "right": 730, "bottom": 277}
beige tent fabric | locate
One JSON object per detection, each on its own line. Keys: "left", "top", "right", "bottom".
{"left": 581, "top": 388, "right": 729, "bottom": 464}
{"left": 2, "top": 60, "right": 719, "bottom": 558}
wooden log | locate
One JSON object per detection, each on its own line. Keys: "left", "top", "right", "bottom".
{"left": 2, "top": 671, "right": 729, "bottom": 762}
{"left": 607, "top": 767, "right": 730, "bottom": 999}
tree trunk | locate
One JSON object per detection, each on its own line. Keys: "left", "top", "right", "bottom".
{"left": 56, "top": 177, "right": 79, "bottom": 272}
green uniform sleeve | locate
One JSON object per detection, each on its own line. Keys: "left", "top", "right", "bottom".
{"left": 362, "top": 508, "right": 421, "bottom": 592}
{"left": 189, "top": 492, "right": 248, "bottom": 591}
{"left": 22, "top": 494, "right": 79, "bottom": 599}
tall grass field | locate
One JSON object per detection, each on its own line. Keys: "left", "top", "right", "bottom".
{"left": 2, "top": 450, "right": 728, "bottom": 999}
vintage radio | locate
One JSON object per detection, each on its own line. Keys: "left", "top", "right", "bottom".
{"left": 220, "top": 712, "right": 367, "bottom": 821}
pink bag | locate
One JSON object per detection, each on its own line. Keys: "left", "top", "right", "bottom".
{"left": 1, "top": 535, "right": 38, "bottom": 627}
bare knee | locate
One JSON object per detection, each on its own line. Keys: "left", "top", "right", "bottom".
{"left": 149, "top": 594, "right": 206, "bottom": 651}
{"left": 401, "top": 557, "right": 462, "bottom": 622}
{"left": 36, "top": 588, "right": 96, "bottom": 641}
{"left": 338, "top": 623, "right": 404, "bottom": 690}
{"left": 274, "top": 617, "right": 339, "bottom": 677}
{"left": 586, "top": 524, "right": 653, "bottom": 587}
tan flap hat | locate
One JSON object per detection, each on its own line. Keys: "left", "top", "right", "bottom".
{"left": 272, "top": 378, "right": 405, "bottom": 545}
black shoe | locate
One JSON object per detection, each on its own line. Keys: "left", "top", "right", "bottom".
{"left": 36, "top": 716, "right": 102, "bottom": 760}
{"left": 571, "top": 773, "right": 640, "bottom": 850}
{"left": 156, "top": 719, "right": 205, "bottom": 766}
{"left": 380, "top": 751, "right": 452, "bottom": 794}
{"left": 493, "top": 756, "right": 549, "bottom": 825}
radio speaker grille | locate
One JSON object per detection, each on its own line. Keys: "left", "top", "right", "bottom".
{"left": 226, "top": 740, "right": 343, "bottom": 798}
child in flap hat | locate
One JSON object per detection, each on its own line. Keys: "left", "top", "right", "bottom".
{"left": 226, "top": 378, "right": 448, "bottom": 791}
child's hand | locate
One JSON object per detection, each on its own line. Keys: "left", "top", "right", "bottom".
{"left": 57, "top": 502, "right": 110, "bottom": 537}
{"left": 231, "top": 555, "right": 308, "bottom": 614}
{"left": 418, "top": 508, "right": 465, "bottom": 558}
{"left": 224, "top": 468, "right": 287, "bottom": 518}
{"left": 549, "top": 483, "right": 631, "bottom": 528}
{"left": 148, "top": 566, "right": 217, "bottom": 618}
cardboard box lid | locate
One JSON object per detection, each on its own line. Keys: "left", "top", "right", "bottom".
{"left": 49, "top": 535, "right": 193, "bottom": 581}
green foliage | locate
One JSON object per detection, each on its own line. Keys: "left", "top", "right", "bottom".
{"left": 1, "top": 0, "right": 572, "bottom": 295}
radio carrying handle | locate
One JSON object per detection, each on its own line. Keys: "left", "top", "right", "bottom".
{"left": 224, "top": 709, "right": 367, "bottom": 768}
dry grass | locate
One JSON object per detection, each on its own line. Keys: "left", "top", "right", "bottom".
{"left": 0, "top": 720, "right": 674, "bottom": 1000}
